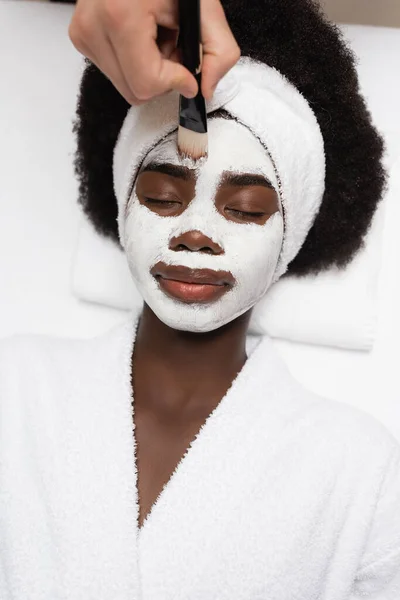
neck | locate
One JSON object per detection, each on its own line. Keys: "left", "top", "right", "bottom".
{"left": 131, "top": 303, "right": 252, "bottom": 412}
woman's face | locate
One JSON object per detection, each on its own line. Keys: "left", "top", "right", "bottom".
{"left": 123, "top": 118, "right": 284, "bottom": 332}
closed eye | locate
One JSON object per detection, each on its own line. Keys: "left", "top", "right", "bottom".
{"left": 144, "top": 197, "right": 180, "bottom": 207}
{"left": 227, "top": 208, "right": 266, "bottom": 219}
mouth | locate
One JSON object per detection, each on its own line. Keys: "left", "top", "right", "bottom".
{"left": 150, "top": 262, "right": 235, "bottom": 304}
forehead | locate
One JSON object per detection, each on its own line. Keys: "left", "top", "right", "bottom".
{"left": 141, "top": 118, "right": 274, "bottom": 177}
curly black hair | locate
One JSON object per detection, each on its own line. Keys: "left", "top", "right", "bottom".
{"left": 73, "top": 0, "right": 386, "bottom": 277}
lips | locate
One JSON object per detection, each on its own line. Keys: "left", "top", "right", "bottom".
{"left": 150, "top": 262, "right": 235, "bottom": 304}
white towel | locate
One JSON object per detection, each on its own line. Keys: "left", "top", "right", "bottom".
{"left": 71, "top": 180, "right": 387, "bottom": 351}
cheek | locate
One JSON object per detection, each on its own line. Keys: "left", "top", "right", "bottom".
{"left": 123, "top": 196, "right": 174, "bottom": 266}
{"left": 226, "top": 213, "right": 284, "bottom": 283}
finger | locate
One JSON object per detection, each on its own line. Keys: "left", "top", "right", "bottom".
{"left": 159, "top": 57, "right": 199, "bottom": 98}
{"left": 157, "top": 25, "right": 179, "bottom": 61}
{"left": 79, "top": 33, "right": 144, "bottom": 105}
{"left": 200, "top": 0, "right": 240, "bottom": 100}
{"left": 153, "top": 0, "right": 179, "bottom": 32}
{"left": 167, "top": 47, "right": 181, "bottom": 64}
{"left": 109, "top": 18, "right": 198, "bottom": 100}
{"left": 101, "top": 38, "right": 149, "bottom": 105}
{"left": 69, "top": 9, "right": 143, "bottom": 104}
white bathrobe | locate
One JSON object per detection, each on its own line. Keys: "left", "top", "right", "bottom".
{"left": 1, "top": 312, "right": 400, "bottom": 600}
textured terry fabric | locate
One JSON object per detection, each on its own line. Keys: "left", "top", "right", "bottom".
{"left": 0, "top": 312, "right": 400, "bottom": 599}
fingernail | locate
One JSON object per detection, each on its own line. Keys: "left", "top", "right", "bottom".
{"left": 182, "top": 87, "right": 197, "bottom": 99}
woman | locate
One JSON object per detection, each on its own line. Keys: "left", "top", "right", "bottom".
{"left": 1, "top": 0, "right": 399, "bottom": 598}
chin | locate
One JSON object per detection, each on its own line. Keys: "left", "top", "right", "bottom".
{"left": 150, "top": 300, "right": 253, "bottom": 334}
{"left": 153, "top": 308, "right": 226, "bottom": 334}
{"left": 140, "top": 281, "right": 259, "bottom": 333}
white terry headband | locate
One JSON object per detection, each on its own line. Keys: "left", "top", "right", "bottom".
{"left": 113, "top": 57, "right": 326, "bottom": 281}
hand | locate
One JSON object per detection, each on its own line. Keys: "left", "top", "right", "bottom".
{"left": 69, "top": 0, "right": 240, "bottom": 105}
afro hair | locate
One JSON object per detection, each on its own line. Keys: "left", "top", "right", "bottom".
{"left": 73, "top": 0, "right": 386, "bottom": 277}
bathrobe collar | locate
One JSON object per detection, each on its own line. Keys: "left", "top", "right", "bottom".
{"left": 63, "top": 311, "right": 312, "bottom": 599}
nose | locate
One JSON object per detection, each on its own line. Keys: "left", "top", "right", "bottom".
{"left": 169, "top": 230, "right": 224, "bottom": 255}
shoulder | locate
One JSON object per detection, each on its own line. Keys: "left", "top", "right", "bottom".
{"left": 0, "top": 316, "right": 134, "bottom": 393}
{"left": 0, "top": 331, "right": 87, "bottom": 384}
{"left": 0, "top": 317, "right": 132, "bottom": 362}
{"left": 318, "top": 394, "right": 398, "bottom": 455}
{"left": 257, "top": 335, "right": 399, "bottom": 466}
{"left": 351, "top": 431, "right": 400, "bottom": 595}
{"left": 294, "top": 384, "right": 400, "bottom": 585}
{"left": 0, "top": 331, "right": 80, "bottom": 362}
{"left": 298, "top": 383, "right": 400, "bottom": 480}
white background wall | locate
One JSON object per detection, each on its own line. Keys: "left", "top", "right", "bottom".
{"left": 322, "top": 0, "right": 400, "bottom": 27}
{"left": 21, "top": 0, "right": 400, "bottom": 27}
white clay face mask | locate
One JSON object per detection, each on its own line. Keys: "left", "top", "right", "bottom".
{"left": 123, "top": 117, "right": 284, "bottom": 333}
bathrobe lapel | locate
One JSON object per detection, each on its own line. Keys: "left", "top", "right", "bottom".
{"left": 62, "top": 313, "right": 311, "bottom": 600}
{"left": 134, "top": 319, "right": 305, "bottom": 599}
{"left": 60, "top": 317, "right": 141, "bottom": 600}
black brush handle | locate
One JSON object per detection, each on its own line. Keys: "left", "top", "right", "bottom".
{"left": 178, "top": 0, "right": 207, "bottom": 134}
{"left": 178, "top": 0, "right": 201, "bottom": 74}
{"left": 179, "top": 75, "right": 207, "bottom": 133}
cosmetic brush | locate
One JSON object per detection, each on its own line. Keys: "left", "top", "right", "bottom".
{"left": 177, "top": 0, "right": 208, "bottom": 159}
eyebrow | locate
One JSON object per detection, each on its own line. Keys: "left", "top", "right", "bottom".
{"left": 140, "top": 162, "right": 194, "bottom": 181}
{"left": 140, "top": 163, "right": 274, "bottom": 189}
{"left": 221, "top": 172, "right": 274, "bottom": 189}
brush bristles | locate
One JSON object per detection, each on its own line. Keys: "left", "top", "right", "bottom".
{"left": 177, "top": 126, "right": 208, "bottom": 160}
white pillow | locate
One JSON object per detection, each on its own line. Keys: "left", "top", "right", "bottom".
{"left": 71, "top": 195, "right": 387, "bottom": 350}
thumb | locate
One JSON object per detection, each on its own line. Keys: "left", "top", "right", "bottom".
{"left": 200, "top": 0, "right": 240, "bottom": 100}
{"left": 159, "top": 59, "right": 198, "bottom": 98}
